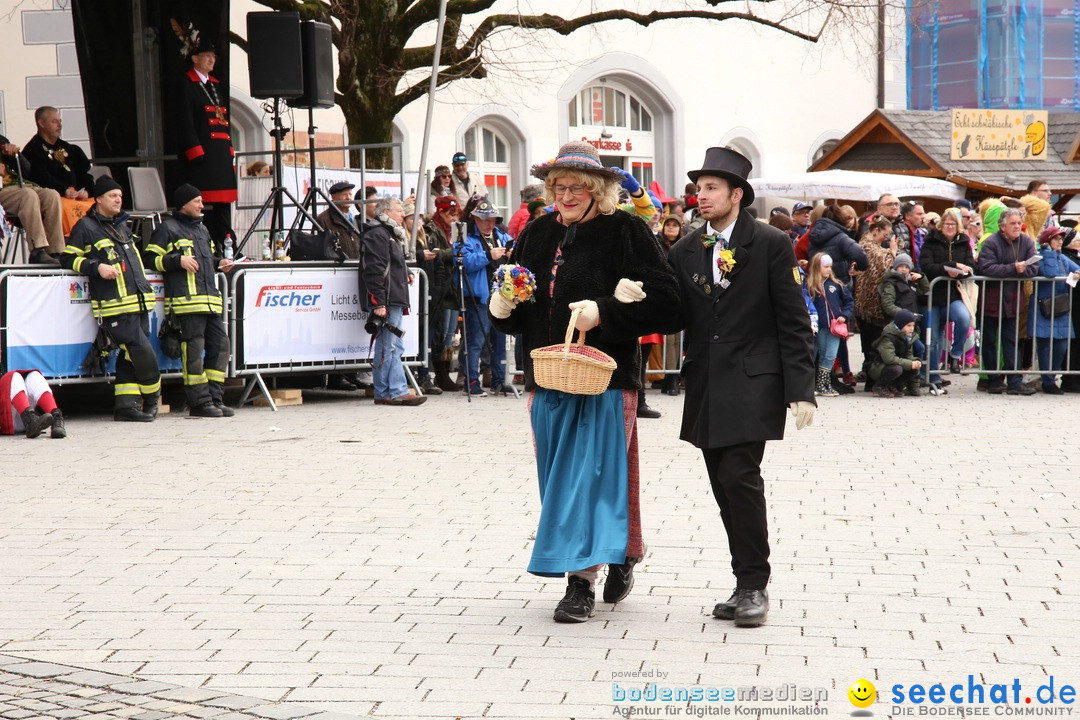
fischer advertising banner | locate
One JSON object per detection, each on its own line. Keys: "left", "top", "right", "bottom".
{"left": 236, "top": 266, "right": 423, "bottom": 366}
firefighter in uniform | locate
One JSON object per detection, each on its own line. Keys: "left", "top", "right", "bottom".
{"left": 177, "top": 39, "right": 236, "bottom": 244}
{"left": 144, "top": 184, "right": 235, "bottom": 418}
{"left": 61, "top": 177, "right": 161, "bottom": 422}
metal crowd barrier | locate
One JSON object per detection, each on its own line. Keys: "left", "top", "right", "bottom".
{"left": 923, "top": 274, "right": 1080, "bottom": 380}
{"left": 1, "top": 264, "right": 431, "bottom": 411}
{"left": 227, "top": 262, "right": 429, "bottom": 409}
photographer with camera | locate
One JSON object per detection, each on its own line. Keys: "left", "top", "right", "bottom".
{"left": 360, "top": 197, "right": 426, "bottom": 406}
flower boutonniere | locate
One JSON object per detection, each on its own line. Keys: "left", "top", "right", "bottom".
{"left": 716, "top": 248, "right": 737, "bottom": 275}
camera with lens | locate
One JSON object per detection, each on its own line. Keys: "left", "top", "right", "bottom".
{"left": 364, "top": 312, "right": 386, "bottom": 336}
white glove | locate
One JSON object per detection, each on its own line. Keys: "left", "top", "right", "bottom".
{"left": 568, "top": 300, "right": 600, "bottom": 331}
{"left": 789, "top": 401, "right": 815, "bottom": 430}
{"left": 488, "top": 292, "right": 516, "bottom": 319}
{"left": 614, "top": 278, "right": 647, "bottom": 303}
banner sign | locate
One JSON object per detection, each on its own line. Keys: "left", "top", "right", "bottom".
{"left": 236, "top": 265, "right": 423, "bottom": 366}
{"left": 950, "top": 109, "right": 1049, "bottom": 160}
{"left": 2, "top": 272, "right": 183, "bottom": 378}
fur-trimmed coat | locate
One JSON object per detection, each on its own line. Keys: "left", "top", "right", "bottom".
{"left": 490, "top": 210, "right": 681, "bottom": 391}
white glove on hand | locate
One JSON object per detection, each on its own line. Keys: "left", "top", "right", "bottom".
{"left": 488, "top": 292, "right": 516, "bottom": 319}
{"left": 568, "top": 300, "right": 600, "bottom": 332}
{"left": 789, "top": 401, "right": 815, "bottom": 430}
{"left": 614, "top": 278, "right": 647, "bottom": 303}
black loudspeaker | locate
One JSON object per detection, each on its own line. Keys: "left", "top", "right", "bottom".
{"left": 247, "top": 11, "right": 303, "bottom": 99}
{"left": 287, "top": 21, "right": 335, "bottom": 109}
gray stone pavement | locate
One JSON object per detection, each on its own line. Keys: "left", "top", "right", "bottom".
{"left": 1, "top": 374, "right": 1079, "bottom": 719}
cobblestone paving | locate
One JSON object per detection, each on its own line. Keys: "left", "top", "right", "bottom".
{"left": 0, "top": 654, "right": 360, "bottom": 719}
{"left": 1, "top": 375, "right": 1078, "bottom": 719}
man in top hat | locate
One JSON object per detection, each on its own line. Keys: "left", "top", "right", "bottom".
{"left": 143, "top": 183, "right": 236, "bottom": 417}
{"left": 317, "top": 181, "right": 362, "bottom": 259}
{"left": 448, "top": 151, "right": 487, "bottom": 208}
{"left": 668, "top": 146, "right": 816, "bottom": 627}
{"left": 177, "top": 38, "right": 236, "bottom": 244}
{"left": 61, "top": 177, "right": 161, "bottom": 422}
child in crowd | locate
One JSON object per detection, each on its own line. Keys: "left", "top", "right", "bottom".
{"left": 866, "top": 309, "right": 922, "bottom": 398}
{"left": 806, "top": 253, "right": 853, "bottom": 397}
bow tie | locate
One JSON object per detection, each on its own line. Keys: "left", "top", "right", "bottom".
{"left": 701, "top": 233, "right": 726, "bottom": 249}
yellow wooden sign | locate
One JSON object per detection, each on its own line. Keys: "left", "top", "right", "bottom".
{"left": 950, "top": 109, "right": 1049, "bottom": 161}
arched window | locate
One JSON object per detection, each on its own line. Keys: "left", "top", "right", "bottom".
{"left": 567, "top": 79, "right": 656, "bottom": 187}
{"left": 461, "top": 121, "right": 512, "bottom": 218}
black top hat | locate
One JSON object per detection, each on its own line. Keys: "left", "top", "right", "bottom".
{"left": 687, "top": 147, "right": 755, "bottom": 207}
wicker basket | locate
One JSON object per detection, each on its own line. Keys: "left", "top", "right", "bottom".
{"left": 530, "top": 307, "right": 618, "bottom": 395}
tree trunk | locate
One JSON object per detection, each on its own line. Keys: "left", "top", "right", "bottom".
{"left": 343, "top": 102, "right": 397, "bottom": 170}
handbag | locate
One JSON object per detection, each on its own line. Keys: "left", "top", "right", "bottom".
{"left": 822, "top": 283, "right": 849, "bottom": 338}
{"left": 287, "top": 227, "right": 344, "bottom": 263}
{"left": 1039, "top": 293, "right": 1071, "bottom": 318}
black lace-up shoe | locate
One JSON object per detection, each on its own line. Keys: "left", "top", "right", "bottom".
{"left": 733, "top": 588, "right": 770, "bottom": 627}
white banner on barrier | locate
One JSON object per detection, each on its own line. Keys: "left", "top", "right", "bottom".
{"left": 238, "top": 266, "right": 422, "bottom": 365}
{"left": 2, "top": 273, "right": 181, "bottom": 378}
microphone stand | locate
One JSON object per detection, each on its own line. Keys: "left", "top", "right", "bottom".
{"left": 453, "top": 221, "right": 475, "bottom": 403}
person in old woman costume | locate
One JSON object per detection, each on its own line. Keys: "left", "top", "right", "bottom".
{"left": 489, "top": 141, "right": 681, "bottom": 622}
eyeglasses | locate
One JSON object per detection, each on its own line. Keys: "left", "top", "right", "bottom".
{"left": 553, "top": 184, "right": 587, "bottom": 196}
{"left": 880, "top": 201, "right": 900, "bottom": 207}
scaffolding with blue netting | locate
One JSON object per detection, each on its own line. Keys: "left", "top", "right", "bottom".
{"left": 907, "top": 0, "right": 1080, "bottom": 111}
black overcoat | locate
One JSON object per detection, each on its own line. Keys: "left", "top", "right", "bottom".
{"left": 490, "top": 210, "right": 682, "bottom": 392}
{"left": 668, "top": 210, "right": 815, "bottom": 449}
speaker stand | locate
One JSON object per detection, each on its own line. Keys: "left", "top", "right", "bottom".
{"left": 295, "top": 107, "right": 348, "bottom": 233}
{"left": 238, "top": 97, "right": 320, "bottom": 257}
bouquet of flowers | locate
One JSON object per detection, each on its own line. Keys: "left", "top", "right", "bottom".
{"left": 492, "top": 264, "right": 537, "bottom": 303}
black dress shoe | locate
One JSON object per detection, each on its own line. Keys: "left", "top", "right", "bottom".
{"left": 603, "top": 559, "right": 637, "bottom": 604}
{"left": 29, "top": 247, "right": 60, "bottom": 265}
{"left": 326, "top": 376, "right": 357, "bottom": 391}
{"left": 733, "top": 588, "right": 769, "bottom": 627}
{"left": 637, "top": 403, "right": 661, "bottom": 419}
{"left": 712, "top": 589, "right": 738, "bottom": 620}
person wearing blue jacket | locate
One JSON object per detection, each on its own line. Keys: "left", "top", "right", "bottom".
{"left": 806, "top": 253, "right": 853, "bottom": 397}
{"left": 454, "top": 198, "right": 507, "bottom": 395}
{"left": 1028, "top": 226, "right": 1080, "bottom": 393}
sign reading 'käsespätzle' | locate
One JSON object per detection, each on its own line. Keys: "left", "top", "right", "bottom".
{"left": 950, "top": 109, "right": 1049, "bottom": 161}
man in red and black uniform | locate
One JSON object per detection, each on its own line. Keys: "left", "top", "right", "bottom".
{"left": 177, "top": 39, "right": 236, "bottom": 244}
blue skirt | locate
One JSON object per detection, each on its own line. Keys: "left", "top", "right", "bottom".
{"left": 527, "top": 388, "right": 630, "bottom": 577}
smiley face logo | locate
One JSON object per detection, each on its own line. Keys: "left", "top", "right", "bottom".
{"left": 848, "top": 679, "right": 876, "bottom": 709}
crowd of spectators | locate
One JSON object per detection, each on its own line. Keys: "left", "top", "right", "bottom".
{"left": 6, "top": 128, "right": 1080, "bottom": 419}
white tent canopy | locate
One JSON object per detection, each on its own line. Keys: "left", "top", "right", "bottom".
{"left": 749, "top": 169, "right": 965, "bottom": 202}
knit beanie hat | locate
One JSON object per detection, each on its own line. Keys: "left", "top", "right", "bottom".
{"left": 172, "top": 183, "right": 201, "bottom": 211}
{"left": 893, "top": 253, "right": 913, "bottom": 270}
{"left": 894, "top": 309, "right": 917, "bottom": 328}
{"left": 93, "top": 176, "right": 122, "bottom": 198}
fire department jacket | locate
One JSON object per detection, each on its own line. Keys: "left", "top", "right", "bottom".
{"left": 61, "top": 207, "right": 155, "bottom": 319}
{"left": 143, "top": 212, "right": 224, "bottom": 315}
